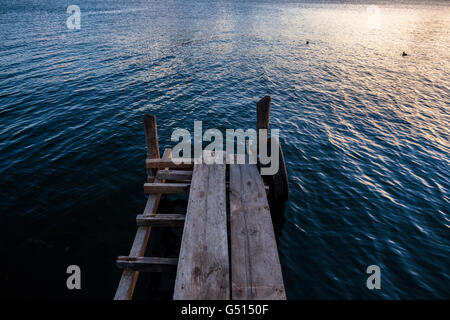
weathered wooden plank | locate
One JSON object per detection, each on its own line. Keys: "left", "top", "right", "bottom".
{"left": 117, "top": 256, "right": 178, "bottom": 272}
{"left": 143, "top": 114, "right": 160, "bottom": 180}
{"left": 114, "top": 148, "right": 172, "bottom": 300}
{"left": 146, "top": 159, "right": 194, "bottom": 170}
{"left": 229, "top": 163, "right": 286, "bottom": 300}
{"left": 173, "top": 156, "right": 229, "bottom": 300}
{"left": 143, "top": 182, "right": 190, "bottom": 194}
{"left": 136, "top": 214, "right": 185, "bottom": 227}
{"left": 155, "top": 170, "right": 193, "bottom": 181}
{"left": 227, "top": 183, "right": 269, "bottom": 192}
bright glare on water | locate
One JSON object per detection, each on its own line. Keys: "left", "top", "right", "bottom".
{"left": 0, "top": 0, "right": 449, "bottom": 299}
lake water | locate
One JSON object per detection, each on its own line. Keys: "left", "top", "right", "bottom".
{"left": 0, "top": 0, "right": 449, "bottom": 299}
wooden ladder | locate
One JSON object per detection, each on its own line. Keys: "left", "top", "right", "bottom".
{"left": 114, "top": 115, "right": 193, "bottom": 300}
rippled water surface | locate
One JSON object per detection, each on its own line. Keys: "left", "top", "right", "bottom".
{"left": 1, "top": 0, "right": 449, "bottom": 299}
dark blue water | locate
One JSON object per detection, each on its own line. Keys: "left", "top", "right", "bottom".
{"left": 0, "top": 0, "right": 449, "bottom": 299}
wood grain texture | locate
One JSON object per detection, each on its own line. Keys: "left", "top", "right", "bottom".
{"left": 143, "top": 182, "right": 190, "bottom": 194}
{"left": 146, "top": 159, "right": 194, "bottom": 170}
{"left": 114, "top": 148, "right": 172, "bottom": 300}
{"left": 155, "top": 170, "right": 193, "bottom": 181}
{"left": 229, "top": 163, "right": 286, "bottom": 300}
{"left": 143, "top": 114, "right": 160, "bottom": 180}
{"left": 173, "top": 158, "right": 229, "bottom": 300}
{"left": 117, "top": 256, "right": 178, "bottom": 272}
{"left": 143, "top": 114, "right": 160, "bottom": 160}
{"left": 136, "top": 214, "right": 185, "bottom": 227}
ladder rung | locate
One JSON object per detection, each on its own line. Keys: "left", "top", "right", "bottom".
{"left": 143, "top": 182, "right": 190, "bottom": 194}
{"left": 156, "top": 170, "right": 193, "bottom": 181}
{"left": 136, "top": 214, "right": 185, "bottom": 227}
{"left": 146, "top": 158, "right": 194, "bottom": 169}
{"left": 116, "top": 256, "right": 178, "bottom": 272}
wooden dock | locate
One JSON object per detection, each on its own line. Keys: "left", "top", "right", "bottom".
{"left": 114, "top": 96, "right": 288, "bottom": 300}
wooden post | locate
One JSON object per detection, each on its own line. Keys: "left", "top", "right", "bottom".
{"left": 257, "top": 95, "right": 271, "bottom": 133}
{"left": 256, "top": 96, "right": 289, "bottom": 203}
{"left": 256, "top": 96, "right": 271, "bottom": 163}
{"left": 143, "top": 114, "right": 160, "bottom": 181}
